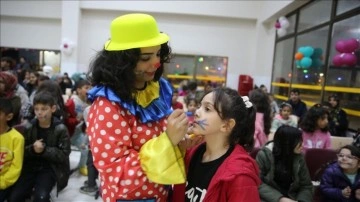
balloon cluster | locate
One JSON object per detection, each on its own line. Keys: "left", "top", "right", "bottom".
{"left": 294, "top": 46, "right": 323, "bottom": 68}
{"left": 275, "top": 16, "right": 290, "bottom": 37}
{"left": 60, "top": 38, "right": 75, "bottom": 56}
{"left": 332, "top": 38, "right": 359, "bottom": 66}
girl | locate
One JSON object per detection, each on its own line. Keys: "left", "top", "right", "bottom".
{"left": 185, "top": 97, "right": 198, "bottom": 125}
{"left": 256, "top": 125, "right": 313, "bottom": 202}
{"left": 173, "top": 87, "right": 261, "bottom": 202}
{"left": 300, "top": 104, "right": 332, "bottom": 152}
{"left": 249, "top": 89, "right": 272, "bottom": 148}
{"left": 270, "top": 102, "right": 298, "bottom": 134}
{"left": 320, "top": 144, "right": 360, "bottom": 202}
{"left": 86, "top": 13, "right": 188, "bottom": 202}
{"left": 328, "top": 94, "right": 348, "bottom": 137}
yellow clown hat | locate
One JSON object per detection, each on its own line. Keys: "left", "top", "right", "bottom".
{"left": 104, "top": 13, "right": 169, "bottom": 51}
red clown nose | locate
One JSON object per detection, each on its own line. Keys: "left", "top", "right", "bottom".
{"left": 154, "top": 62, "right": 161, "bottom": 69}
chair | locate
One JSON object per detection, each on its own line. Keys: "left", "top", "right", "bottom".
{"left": 304, "top": 148, "right": 338, "bottom": 202}
{"left": 330, "top": 136, "right": 353, "bottom": 150}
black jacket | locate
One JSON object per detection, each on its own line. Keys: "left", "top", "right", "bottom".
{"left": 23, "top": 117, "right": 71, "bottom": 194}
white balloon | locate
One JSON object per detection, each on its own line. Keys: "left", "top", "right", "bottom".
{"left": 280, "top": 19, "right": 290, "bottom": 29}
{"left": 277, "top": 28, "right": 287, "bottom": 37}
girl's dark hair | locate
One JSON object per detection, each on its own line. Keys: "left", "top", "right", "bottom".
{"left": 280, "top": 102, "right": 292, "bottom": 110}
{"left": 0, "top": 97, "right": 17, "bottom": 126}
{"left": 33, "top": 91, "right": 56, "bottom": 106}
{"left": 339, "top": 144, "right": 360, "bottom": 159}
{"left": 328, "top": 94, "right": 340, "bottom": 108}
{"left": 249, "top": 89, "right": 271, "bottom": 135}
{"left": 185, "top": 97, "right": 197, "bottom": 107}
{"left": 210, "top": 87, "right": 255, "bottom": 151}
{"left": 300, "top": 104, "right": 329, "bottom": 132}
{"left": 87, "top": 42, "right": 171, "bottom": 101}
{"left": 273, "top": 125, "right": 303, "bottom": 182}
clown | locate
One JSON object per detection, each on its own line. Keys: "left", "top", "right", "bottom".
{"left": 86, "top": 13, "right": 188, "bottom": 202}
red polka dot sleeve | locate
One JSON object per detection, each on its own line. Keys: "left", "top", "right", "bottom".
{"left": 87, "top": 97, "right": 168, "bottom": 202}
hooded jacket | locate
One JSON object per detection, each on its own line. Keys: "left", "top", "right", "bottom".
{"left": 320, "top": 162, "right": 360, "bottom": 202}
{"left": 256, "top": 142, "right": 313, "bottom": 202}
{"left": 172, "top": 143, "right": 261, "bottom": 202}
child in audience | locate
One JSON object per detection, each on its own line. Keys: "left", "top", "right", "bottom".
{"left": 172, "top": 89, "right": 184, "bottom": 110}
{"left": 270, "top": 102, "right": 298, "bottom": 134}
{"left": 67, "top": 79, "right": 91, "bottom": 176}
{"left": 256, "top": 125, "right": 313, "bottom": 202}
{"left": 79, "top": 106, "right": 99, "bottom": 196}
{"left": 8, "top": 92, "right": 71, "bottom": 202}
{"left": 320, "top": 144, "right": 360, "bottom": 202}
{"left": 0, "top": 98, "right": 24, "bottom": 201}
{"left": 185, "top": 97, "right": 198, "bottom": 125}
{"left": 300, "top": 104, "right": 332, "bottom": 151}
{"left": 328, "top": 94, "right": 348, "bottom": 137}
{"left": 173, "top": 87, "right": 261, "bottom": 202}
{"left": 249, "top": 89, "right": 271, "bottom": 148}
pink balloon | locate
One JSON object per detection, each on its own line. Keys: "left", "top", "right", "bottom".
{"left": 332, "top": 54, "right": 343, "bottom": 66}
{"left": 275, "top": 21, "right": 281, "bottom": 29}
{"left": 342, "top": 53, "right": 357, "bottom": 66}
{"left": 335, "top": 40, "right": 346, "bottom": 52}
{"left": 346, "top": 38, "right": 360, "bottom": 52}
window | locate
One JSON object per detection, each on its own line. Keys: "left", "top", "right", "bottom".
{"left": 271, "top": 0, "right": 360, "bottom": 131}
{"left": 336, "top": 0, "right": 360, "bottom": 15}
{"left": 164, "top": 54, "right": 227, "bottom": 90}
{"left": 298, "top": 0, "right": 332, "bottom": 32}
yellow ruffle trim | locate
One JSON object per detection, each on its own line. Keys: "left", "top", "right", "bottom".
{"left": 133, "top": 81, "right": 160, "bottom": 108}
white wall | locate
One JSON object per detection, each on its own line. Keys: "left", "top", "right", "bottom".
{"left": 0, "top": 1, "right": 61, "bottom": 50}
{"left": 0, "top": 0, "right": 306, "bottom": 90}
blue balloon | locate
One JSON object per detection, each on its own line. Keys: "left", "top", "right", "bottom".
{"left": 313, "top": 58, "right": 323, "bottom": 68}
{"left": 312, "top": 48, "right": 323, "bottom": 58}
{"left": 295, "top": 60, "right": 301, "bottom": 68}
{"left": 300, "top": 57, "right": 312, "bottom": 68}
{"left": 303, "top": 46, "right": 314, "bottom": 57}
{"left": 298, "top": 47, "right": 307, "bottom": 54}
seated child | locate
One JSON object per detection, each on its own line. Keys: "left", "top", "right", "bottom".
{"left": 8, "top": 91, "right": 71, "bottom": 202}
{"left": 300, "top": 104, "right": 332, "bottom": 152}
{"left": 185, "top": 97, "right": 198, "bottom": 125}
{"left": 320, "top": 144, "right": 360, "bottom": 202}
{"left": 256, "top": 125, "right": 313, "bottom": 202}
{"left": 0, "top": 97, "right": 24, "bottom": 201}
{"left": 270, "top": 102, "right": 298, "bottom": 134}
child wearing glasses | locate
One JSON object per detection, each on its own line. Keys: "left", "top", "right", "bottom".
{"left": 320, "top": 144, "right": 360, "bottom": 202}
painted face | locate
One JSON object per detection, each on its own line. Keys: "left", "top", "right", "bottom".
{"left": 317, "top": 114, "right": 328, "bottom": 129}
{"left": 134, "top": 45, "right": 161, "bottom": 88}
{"left": 187, "top": 100, "right": 197, "bottom": 114}
{"left": 337, "top": 148, "right": 360, "bottom": 174}
{"left": 293, "top": 141, "right": 303, "bottom": 154}
{"left": 192, "top": 92, "right": 223, "bottom": 136}
{"left": 33, "top": 103, "right": 56, "bottom": 124}
{"left": 280, "top": 106, "right": 292, "bottom": 120}
{"left": 329, "top": 97, "right": 338, "bottom": 108}
{"left": 290, "top": 92, "right": 300, "bottom": 103}
{"left": 29, "top": 73, "right": 38, "bottom": 85}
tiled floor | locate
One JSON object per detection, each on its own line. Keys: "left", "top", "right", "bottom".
{"left": 53, "top": 150, "right": 102, "bottom": 202}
